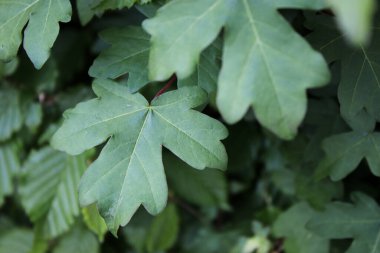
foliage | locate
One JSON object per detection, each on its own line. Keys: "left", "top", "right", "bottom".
{"left": 0, "top": 0, "right": 380, "bottom": 252}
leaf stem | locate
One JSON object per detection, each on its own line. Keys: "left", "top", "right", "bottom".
{"left": 153, "top": 75, "right": 177, "bottom": 99}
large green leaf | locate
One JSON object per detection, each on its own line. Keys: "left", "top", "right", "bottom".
{"left": 89, "top": 27, "right": 150, "bottom": 92}
{"left": 217, "top": 0, "right": 329, "bottom": 139}
{"left": 20, "top": 147, "right": 87, "bottom": 238}
{"left": 0, "top": 229, "right": 34, "bottom": 253}
{"left": 51, "top": 79, "right": 228, "bottom": 234}
{"left": 0, "top": 141, "right": 20, "bottom": 207}
{"left": 0, "top": 0, "right": 71, "bottom": 69}
{"left": 142, "top": 0, "right": 231, "bottom": 81}
{"left": 0, "top": 88, "right": 22, "bottom": 141}
{"left": 308, "top": 192, "right": 380, "bottom": 253}
{"left": 316, "top": 131, "right": 380, "bottom": 181}
{"left": 274, "top": 202, "right": 329, "bottom": 253}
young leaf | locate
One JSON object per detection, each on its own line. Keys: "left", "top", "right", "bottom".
{"left": 51, "top": 79, "right": 228, "bottom": 234}
{"left": 82, "top": 204, "right": 108, "bottom": 242}
{"left": 308, "top": 192, "right": 380, "bottom": 253}
{"left": 274, "top": 202, "right": 329, "bottom": 253}
{"left": 20, "top": 147, "right": 87, "bottom": 238}
{"left": 316, "top": 131, "right": 380, "bottom": 181}
{"left": 89, "top": 27, "right": 150, "bottom": 92}
{"left": 0, "top": 88, "right": 22, "bottom": 141}
{"left": 217, "top": 0, "right": 329, "bottom": 139}
{"left": 0, "top": 0, "right": 72, "bottom": 69}
{"left": 143, "top": 0, "right": 231, "bottom": 80}
{"left": 0, "top": 141, "right": 20, "bottom": 207}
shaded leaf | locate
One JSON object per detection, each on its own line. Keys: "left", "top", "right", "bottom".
{"left": 0, "top": 141, "right": 20, "bottom": 206}
{"left": 53, "top": 226, "right": 99, "bottom": 253}
{"left": 0, "top": 88, "right": 22, "bottom": 141}
{"left": 89, "top": 27, "right": 150, "bottom": 92}
{"left": 274, "top": 202, "right": 329, "bottom": 253}
{"left": 0, "top": 229, "right": 33, "bottom": 253}
{"left": 308, "top": 192, "right": 380, "bottom": 253}
{"left": 20, "top": 147, "right": 87, "bottom": 238}
{"left": 316, "top": 131, "right": 380, "bottom": 181}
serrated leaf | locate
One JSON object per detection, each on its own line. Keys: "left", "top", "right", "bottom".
{"left": 217, "top": 0, "right": 329, "bottom": 139}
{"left": 0, "top": 88, "right": 22, "bottom": 141}
{"left": 316, "top": 131, "right": 380, "bottom": 181}
{"left": 328, "top": 0, "right": 376, "bottom": 45}
{"left": 0, "top": 141, "right": 20, "bottom": 207}
{"left": 273, "top": 202, "right": 329, "bottom": 253}
{"left": 143, "top": 0, "right": 231, "bottom": 80}
{"left": 145, "top": 203, "right": 179, "bottom": 253}
{"left": 20, "top": 147, "right": 87, "bottom": 238}
{"left": 308, "top": 192, "right": 380, "bottom": 253}
{"left": 89, "top": 27, "right": 150, "bottom": 92}
{"left": 53, "top": 226, "right": 99, "bottom": 253}
{"left": 0, "top": 229, "right": 34, "bottom": 253}
{"left": 0, "top": 0, "right": 71, "bottom": 69}
{"left": 82, "top": 204, "right": 107, "bottom": 242}
{"left": 165, "top": 153, "right": 229, "bottom": 209}
{"left": 51, "top": 79, "right": 228, "bottom": 234}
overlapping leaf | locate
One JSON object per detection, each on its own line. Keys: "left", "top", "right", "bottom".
{"left": 308, "top": 192, "right": 380, "bottom": 253}
{"left": 143, "top": 0, "right": 231, "bottom": 81}
{"left": 274, "top": 202, "right": 329, "bottom": 253}
{"left": 20, "top": 147, "right": 87, "bottom": 238}
{"left": 0, "top": 0, "right": 71, "bottom": 68}
{"left": 307, "top": 15, "right": 380, "bottom": 130}
{"left": 89, "top": 27, "right": 150, "bottom": 92}
{"left": 0, "top": 88, "right": 22, "bottom": 141}
{"left": 82, "top": 204, "right": 107, "bottom": 242}
{"left": 143, "top": 0, "right": 330, "bottom": 139}
{"left": 51, "top": 79, "right": 228, "bottom": 234}
{"left": 316, "top": 131, "right": 380, "bottom": 181}
{"left": 0, "top": 141, "right": 20, "bottom": 207}
{"left": 53, "top": 226, "right": 99, "bottom": 253}
{"left": 0, "top": 229, "right": 34, "bottom": 253}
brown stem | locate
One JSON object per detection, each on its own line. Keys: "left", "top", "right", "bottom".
{"left": 153, "top": 75, "right": 177, "bottom": 99}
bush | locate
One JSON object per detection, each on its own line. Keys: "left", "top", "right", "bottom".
{"left": 0, "top": 0, "right": 378, "bottom": 252}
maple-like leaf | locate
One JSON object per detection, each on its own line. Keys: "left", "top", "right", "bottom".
{"left": 316, "top": 131, "right": 380, "bottom": 181}
{"left": 0, "top": 0, "right": 71, "bottom": 69}
{"left": 308, "top": 192, "right": 380, "bottom": 253}
{"left": 89, "top": 27, "right": 150, "bottom": 92}
{"left": 51, "top": 79, "right": 228, "bottom": 234}
{"left": 143, "top": 0, "right": 330, "bottom": 139}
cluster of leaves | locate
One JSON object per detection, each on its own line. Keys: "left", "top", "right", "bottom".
{"left": 1, "top": 0, "right": 380, "bottom": 252}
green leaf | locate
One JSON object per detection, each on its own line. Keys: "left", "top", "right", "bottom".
{"left": 165, "top": 153, "right": 229, "bottom": 209}
{"left": 217, "top": 0, "right": 329, "bottom": 139}
{"left": 316, "top": 131, "right": 380, "bottom": 181}
{"left": 328, "top": 0, "right": 376, "bottom": 45}
{"left": 270, "top": 0, "right": 328, "bottom": 9}
{"left": 142, "top": 0, "right": 231, "bottom": 80}
{"left": 51, "top": 79, "right": 228, "bottom": 234}
{"left": 89, "top": 27, "right": 150, "bottom": 92}
{"left": 177, "top": 38, "right": 222, "bottom": 95}
{"left": 20, "top": 147, "right": 87, "bottom": 238}
{"left": 0, "top": 88, "right": 22, "bottom": 141}
{"left": 0, "top": 141, "right": 20, "bottom": 207}
{"left": 53, "top": 226, "right": 99, "bottom": 253}
{"left": 0, "top": 229, "right": 34, "bottom": 253}
{"left": 0, "top": 0, "right": 72, "bottom": 69}
{"left": 82, "top": 204, "right": 108, "bottom": 242}
{"left": 308, "top": 192, "right": 380, "bottom": 253}
{"left": 145, "top": 203, "right": 179, "bottom": 253}
{"left": 274, "top": 202, "right": 329, "bottom": 253}
{"left": 24, "top": 102, "right": 43, "bottom": 133}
